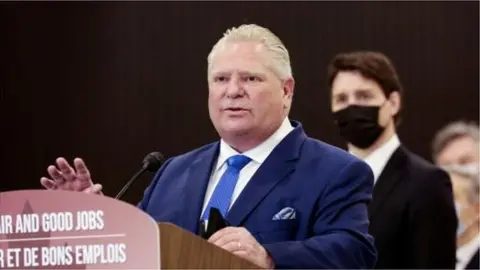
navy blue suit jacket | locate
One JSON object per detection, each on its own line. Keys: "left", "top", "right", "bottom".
{"left": 138, "top": 121, "right": 377, "bottom": 268}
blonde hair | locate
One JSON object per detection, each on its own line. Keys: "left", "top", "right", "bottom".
{"left": 432, "top": 121, "right": 479, "bottom": 162}
{"left": 207, "top": 24, "right": 292, "bottom": 80}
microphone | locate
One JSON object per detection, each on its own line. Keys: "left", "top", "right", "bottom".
{"left": 115, "top": 151, "right": 165, "bottom": 200}
{"left": 200, "top": 207, "right": 230, "bottom": 239}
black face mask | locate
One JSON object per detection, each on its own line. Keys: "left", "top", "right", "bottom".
{"left": 332, "top": 105, "right": 385, "bottom": 149}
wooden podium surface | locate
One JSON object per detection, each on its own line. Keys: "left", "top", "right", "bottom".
{"left": 159, "top": 223, "right": 258, "bottom": 269}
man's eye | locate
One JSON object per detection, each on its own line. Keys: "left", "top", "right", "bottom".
{"left": 244, "top": 76, "right": 260, "bottom": 82}
{"left": 336, "top": 95, "right": 347, "bottom": 103}
{"left": 358, "top": 93, "right": 371, "bottom": 100}
{"left": 214, "top": 76, "right": 228, "bottom": 82}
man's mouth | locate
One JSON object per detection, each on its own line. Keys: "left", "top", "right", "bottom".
{"left": 225, "top": 107, "right": 247, "bottom": 111}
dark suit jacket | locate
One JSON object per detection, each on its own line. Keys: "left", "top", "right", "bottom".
{"left": 138, "top": 120, "right": 377, "bottom": 268}
{"left": 368, "top": 146, "right": 457, "bottom": 269}
{"left": 465, "top": 248, "right": 479, "bottom": 269}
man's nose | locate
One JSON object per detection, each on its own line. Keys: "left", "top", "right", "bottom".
{"left": 226, "top": 77, "right": 244, "bottom": 97}
{"left": 345, "top": 96, "right": 355, "bottom": 106}
{"left": 345, "top": 95, "right": 361, "bottom": 107}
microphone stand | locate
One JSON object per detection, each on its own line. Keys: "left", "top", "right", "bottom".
{"left": 115, "top": 164, "right": 148, "bottom": 200}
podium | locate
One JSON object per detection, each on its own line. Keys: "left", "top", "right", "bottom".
{"left": 157, "top": 222, "right": 257, "bottom": 268}
{"left": 0, "top": 190, "right": 258, "bottom": 269}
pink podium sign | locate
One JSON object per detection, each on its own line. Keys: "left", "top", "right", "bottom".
{"left": 0, "top": 190, "right": 160, "bottom": 269}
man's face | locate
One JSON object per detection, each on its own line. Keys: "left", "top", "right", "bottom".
{"left": 208, "top": 41, "right": 293, "bottom": 142}
{"left": 436, "top": 135, "right": 479, "bottom": 167}
{"left": 330, "top": 71, "right": 395, "bottom": 128}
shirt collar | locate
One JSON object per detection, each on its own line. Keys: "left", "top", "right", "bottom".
{"left": 215, "top": 117, "right": 294, "bottom": 171}
{"left": 351, "top": 134, "right": 401, "bottom": 182}
{"left": 457, "top": 234, "right": 480, "bottom": 267}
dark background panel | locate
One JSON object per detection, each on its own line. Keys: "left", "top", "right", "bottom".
{"left": 1, "top": 2, "right": 478, "bottom": 204}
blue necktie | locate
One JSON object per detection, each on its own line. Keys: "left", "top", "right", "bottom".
{"left": 202, "top": 154, "right": 251, "bottom": 221}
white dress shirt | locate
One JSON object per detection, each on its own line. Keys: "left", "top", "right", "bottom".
{"left": 456, "top": 234, "right": 480, "bottom": 270}
{"left": 351, "top": 134, "right": 401, "bottom": 184}
{"left": 200, "top": 117, "right": 294, "bottom": 217}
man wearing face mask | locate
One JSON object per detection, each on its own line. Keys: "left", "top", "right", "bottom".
{"left": 432, "top": 121, "right": 480, "bottom": 269}
{"left": 328, "top": 51, "right": 457, "bottom": 269}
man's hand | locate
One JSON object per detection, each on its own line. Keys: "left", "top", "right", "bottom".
{"left": 40, "top": 157, "right": 103, "bottom": 194}
{"left": 208, "top": 227, "right": 274, "bottom": 269}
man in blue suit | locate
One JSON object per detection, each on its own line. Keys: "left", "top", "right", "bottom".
{"left": 40, "top": 24, "right": 377, "bottom": 268}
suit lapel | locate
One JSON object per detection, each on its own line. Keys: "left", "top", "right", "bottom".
{"left": 180, "top": 143, "right": 219, "bottom": 234}
{"left": 368, "top": 146, "right": 408, "bottom": 220}
{"left": 226, "top": 125, "right": 307, "bottom": 226}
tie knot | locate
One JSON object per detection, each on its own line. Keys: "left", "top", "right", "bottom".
{"left": 226, "top": 155, "right": 251, "bottom": 170}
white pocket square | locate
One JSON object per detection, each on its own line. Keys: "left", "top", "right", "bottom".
{"left": 272, "top": 207, "right": 296, "bottom": 220}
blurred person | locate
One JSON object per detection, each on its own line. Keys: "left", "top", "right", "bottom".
{"left": 432, "top": 121, "right": 479, "bottom": 175}
{"left": 449, "top": 170, "right": 479, "bottom": 269}
{"left": 328, "top": 51, "right": 457, "bottom": 269}
{"left": 39, "top": 24, "right": 377, "bottom": 268}
{"left": 433, "top": 121, "right": 480, "bottom": 269}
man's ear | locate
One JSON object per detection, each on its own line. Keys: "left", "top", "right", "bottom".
{"left": 282, "top": 77, "right": 295, "bottom": 112}
{"left": 283, "top": 77, "right": 295, "bottom": 99}
{"left": 388, "top": 91, "right": 401, "bottom": 117}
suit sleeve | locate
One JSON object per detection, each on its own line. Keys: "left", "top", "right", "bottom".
{"left": 263, "top": 160, "right": 377, "bottom": 269}
{"left": 137, "top": 158, "right": 173, "bottom": 211}
{"left": 409, "top": 169, "right": 457, "bottom": 268}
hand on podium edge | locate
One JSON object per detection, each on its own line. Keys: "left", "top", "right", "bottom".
{"left": 40, "top": 157, "right": 103, "bottom": 195}
{"left": 208, "top": 226, "right": 274, "bottom": 269}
